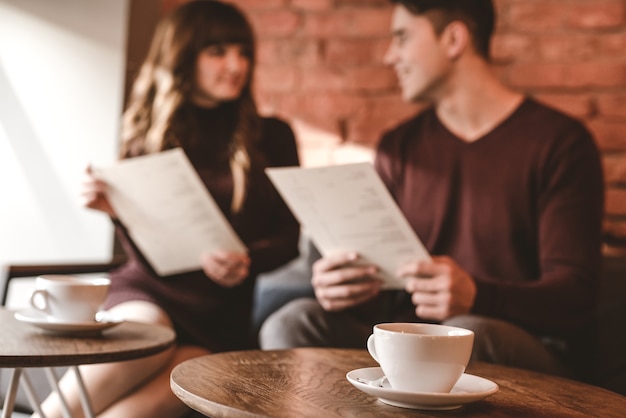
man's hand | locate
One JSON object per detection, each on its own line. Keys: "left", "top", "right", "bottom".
{"left": 201, "top": 251, "right": 250, "bottom": 287}
{"left": 312, "top": 251, "right": 382, "bottom": 312}
{"left": 398, "top": 256, "right": 476, "bottom": 321}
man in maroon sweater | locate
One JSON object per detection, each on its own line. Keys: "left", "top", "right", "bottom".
{"left": 260, "top": 0, "right": 604, "bottom": 376}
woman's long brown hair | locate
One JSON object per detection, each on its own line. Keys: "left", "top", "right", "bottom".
{"left": 120, "top": 0, "right": 260, "bottom": 212}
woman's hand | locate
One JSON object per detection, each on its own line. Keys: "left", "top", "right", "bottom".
{"left": 78, "top": 165, "right": 116, "bottom": 217}
{"left": 201, "top": 251, "right": 250, "bottom": 287}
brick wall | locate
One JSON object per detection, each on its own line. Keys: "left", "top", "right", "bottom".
{"left": 162, "top": 0, "right": 626, "bottom": 250}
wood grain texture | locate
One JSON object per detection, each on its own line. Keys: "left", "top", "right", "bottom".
{"left": 171, "top": 348, "right": 626, "bottom": 418}
{"left": 0, "top": 308, "right": 175, "bottom": 367}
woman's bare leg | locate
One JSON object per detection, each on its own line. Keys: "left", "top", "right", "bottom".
{"left": 99, "top": 345, "right": 209, "bottom": 418}
{"left": 34, "top": 301, "right": 176, "bottom": 418}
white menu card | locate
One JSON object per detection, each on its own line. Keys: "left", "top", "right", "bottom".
{"left": 95, "top": 148, "right": 246, "bottom": 276}
{"left": 266, "top": 162, "right": 430, "bottom": 289}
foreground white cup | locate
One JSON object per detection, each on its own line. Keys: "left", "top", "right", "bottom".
{"left": 30, "top": 275, "right": 111, "bottom": 323}
{"left": 367, "top": 323, "right": 474, "bottom": 393}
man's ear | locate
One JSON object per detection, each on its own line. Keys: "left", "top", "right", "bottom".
{"left": 441, "top": 21, "right": 470, "bottom": 59}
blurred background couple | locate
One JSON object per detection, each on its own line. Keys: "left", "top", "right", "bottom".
{"left": 35, "top": 1, "right": 603, "bottom": 417}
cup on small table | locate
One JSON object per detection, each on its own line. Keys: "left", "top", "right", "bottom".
{"left": 29, "top": 275, "right": 111, "bottom": 323}
{"left": 367, "top": 322, "right": 474, "bottom": 393}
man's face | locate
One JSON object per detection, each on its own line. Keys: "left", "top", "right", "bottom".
{"left": 384, "top": 5, "right": 452, "bottom": 103}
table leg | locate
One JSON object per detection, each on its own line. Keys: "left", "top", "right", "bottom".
{"left": 0, "top": 367, "right": 97, "bottom": 418}
{"left": 44, "top": 368, "right": 73, "bottom": 418}
{"left": 72, "top": 366, "right": 95, "bottom": 418}
{"left": 2, "top": 368, "right": 21, "bottom": 418}
{"left": 20, "top": 370, "right": 47, "bottom": 418}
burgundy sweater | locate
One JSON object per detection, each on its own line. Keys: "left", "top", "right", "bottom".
{"left": 107, "top": 105, "right": 300, "bottom": 351}
{"left": 375, "top": 98, "right": 604, "bottom": 338}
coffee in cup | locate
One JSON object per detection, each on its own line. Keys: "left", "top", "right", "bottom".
{"left": 29, "top": 275, "right": 111, "bottom": 323}
{"left": 367, "top": 322, "right": 474, "bottom": 393}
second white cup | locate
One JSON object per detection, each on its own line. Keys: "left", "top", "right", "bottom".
{"left": 367, "top": 322, "right": 474, "bottom": 393}
{"left": 30, "top": 275, "right": 111, "bottom": 323}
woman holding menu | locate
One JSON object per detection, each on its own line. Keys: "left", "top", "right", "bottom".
{"left": 39, "top": 1, "right": 300, "bottom": 417}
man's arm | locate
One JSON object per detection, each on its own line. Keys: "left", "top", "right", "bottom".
{"left": 471, "top": 127, "right": 604, "bottom": 337}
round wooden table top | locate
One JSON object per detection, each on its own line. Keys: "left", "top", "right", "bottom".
{"left": 171, "top": 347, "right": 626, "bottom": 418}
{"left": 0, "top": 308, "right": 176, "bottom": 368}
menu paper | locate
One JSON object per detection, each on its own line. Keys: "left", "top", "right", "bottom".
{"left": 266, "top": 162, "right": 430, "bottom": 289}
{"left": 94, "top": 148, "right": 246, "bottom": 276}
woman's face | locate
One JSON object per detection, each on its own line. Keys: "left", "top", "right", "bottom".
{"left": 192, "top": 43, "right": 251, "bottom": 107}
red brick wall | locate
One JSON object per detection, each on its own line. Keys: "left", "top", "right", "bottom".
{"left": 162, "top": 0, "right": 626, "bottom": 249}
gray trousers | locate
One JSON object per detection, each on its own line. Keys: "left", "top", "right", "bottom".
{"left": 259, "top": 298, "right": 570, "bottom": 376}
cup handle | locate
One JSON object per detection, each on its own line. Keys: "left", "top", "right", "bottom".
{"left": 367, "top": 334, "right": 379, "bottom": 363}
{"left": 30, "top": 289, "right": 50, "bottom": 313}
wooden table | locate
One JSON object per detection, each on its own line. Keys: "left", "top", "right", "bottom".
{"left": 171, "top": 348, "right": 626, "bottom": 418}
{"left": 0, "top": 307, "right": 175, "bottom": 418}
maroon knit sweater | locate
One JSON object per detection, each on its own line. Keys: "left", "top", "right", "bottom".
{"left": 375, "top": 98, "right": 604, "bottom": 338}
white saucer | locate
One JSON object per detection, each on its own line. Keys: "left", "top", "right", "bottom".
{"left": 14, "top": 309, "right": 124, "bottom": 335}
{"left": 346, "top": 367, "right": 498, "bottom": 410}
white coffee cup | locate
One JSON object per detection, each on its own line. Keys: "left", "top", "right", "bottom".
{"left": 367, "top": 322, "right": 474, "bottom": 393}
{"left": 29, "top": 275, "right": 111, "bottom": 323}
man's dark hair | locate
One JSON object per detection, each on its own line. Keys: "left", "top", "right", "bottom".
{"left": 391, "top": 0, "right": 495, "bottom": 60}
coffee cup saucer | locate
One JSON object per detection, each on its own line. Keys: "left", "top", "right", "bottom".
{"left": 14, "top": 309, "right": 124, "bottom": 335}
{"left": 346, "top": 367, "right": 498, "bottom": 410}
